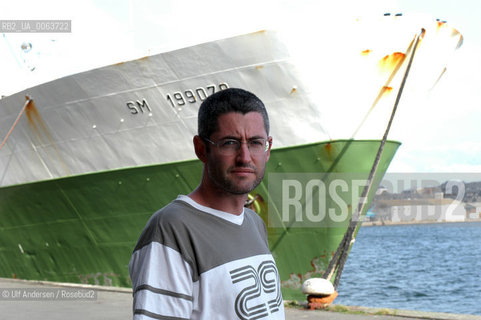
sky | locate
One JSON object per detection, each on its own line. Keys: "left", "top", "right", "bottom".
{"left": 1, "top": 0, "right": 480, "bottom": 175}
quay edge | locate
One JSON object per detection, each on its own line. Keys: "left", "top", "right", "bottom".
{"left": 1, "top": 278, "right": 480, "bottom": 320}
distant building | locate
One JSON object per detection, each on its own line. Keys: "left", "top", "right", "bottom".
{"left": 465, "top": 202, "right": 481, "bottom": 219}
{"left": 373, "top": 198, "right": 466, "bottom": 223}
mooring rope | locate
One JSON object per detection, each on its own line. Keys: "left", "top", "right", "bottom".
{"left": 0, "top": 96, "right": 32, "bottom": 152}
{"left": 323, "top": 30, "right": 424, "bottom": 289}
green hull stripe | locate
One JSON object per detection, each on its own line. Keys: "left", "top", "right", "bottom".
{"left": 0, "top": 140, "right": 400, "bottom": 300}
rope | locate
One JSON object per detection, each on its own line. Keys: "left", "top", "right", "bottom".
{"left": 0, "top": 96, "right": 32, "bottom": 151}
{"left": 323, "top": 30, "right": 424, "bottom": 289}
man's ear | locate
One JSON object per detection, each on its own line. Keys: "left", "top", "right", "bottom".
{"left": 265, "top": 136, "right": 272, "bottom": 162}
{"left": 193, "top": 135, "right": 207, "bottom": 163}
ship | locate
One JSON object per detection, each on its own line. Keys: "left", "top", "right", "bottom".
{"left": 0, "top": 14, "right": 462, "bottom": 301}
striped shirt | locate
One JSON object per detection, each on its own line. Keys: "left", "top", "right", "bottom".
{"left": 129, "top": 195, "right": 285, "bottom": 320}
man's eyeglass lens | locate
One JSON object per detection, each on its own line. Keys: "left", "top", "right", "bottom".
{"left": 204, "top": 138, "right": 269, "bottom": 155}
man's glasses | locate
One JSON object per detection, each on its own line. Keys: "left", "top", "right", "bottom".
{"left": 202, "top": 137, "right": 271, "bottom": 155}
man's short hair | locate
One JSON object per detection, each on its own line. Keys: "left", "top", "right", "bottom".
{"left": 197, "top": 88, "right": 270, "bottom": 138}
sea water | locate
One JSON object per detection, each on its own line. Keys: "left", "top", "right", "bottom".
{"left": 336, "top": 221, "right": 481, "bottom": 315}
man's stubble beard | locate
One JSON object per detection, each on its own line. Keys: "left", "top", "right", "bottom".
{"left": 207, "top": 162, "right": 266, "bottom": 195}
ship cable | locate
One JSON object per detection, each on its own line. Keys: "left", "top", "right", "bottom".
{"left": 0, "top": 96, "right": 32, "bottom": 151}
{"left": 323, "top": 30, "right": 424, "bottom": 289}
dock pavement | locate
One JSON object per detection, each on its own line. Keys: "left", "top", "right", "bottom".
{"left": 1, "top": 278, "right": 480, "bottom": 320}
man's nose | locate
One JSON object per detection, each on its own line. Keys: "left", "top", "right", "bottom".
{"left": 236, "top": 142, "right": 252, "bottom": 163}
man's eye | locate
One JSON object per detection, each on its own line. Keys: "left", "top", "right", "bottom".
{"left": 249, "top": 140, "right": 264, "bottom": 146}
{"left": 221, "top": 140, "right": 239, "bottom": 147}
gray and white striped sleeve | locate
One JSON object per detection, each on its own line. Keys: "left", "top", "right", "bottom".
{"left": 129, "top": 241, "right": 196, "bottom": 319}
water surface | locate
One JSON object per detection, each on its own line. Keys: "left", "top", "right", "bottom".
{"left": 336, "top": 222, "right": 481, "bottom": 315}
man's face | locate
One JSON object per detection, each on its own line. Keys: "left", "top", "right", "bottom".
{"left": 205, "top": 111, "right": 271, "bottom": 195}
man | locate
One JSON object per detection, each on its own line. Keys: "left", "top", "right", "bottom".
{"left": 129, "top": 88, "right": 285, "bottom": 319}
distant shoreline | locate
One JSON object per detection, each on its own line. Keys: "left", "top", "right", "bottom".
{"left": 362, "top": 218, "right": 481, "bottom": 227}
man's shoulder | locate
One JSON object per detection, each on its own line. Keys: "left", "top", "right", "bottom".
{"left": 149, "top": 198, "right": 204, "bottom": 225}
{"left": 151, "top": 199, "right": 189, "bottom": 220}
{"left": 133, "top": 199, "right": 196, "bottom": 251}
{"left": 244, "top": 207, "right": 262, "bottom": 219}
{"left": 244, "top": 207, "right": 266, "bottom": 226}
